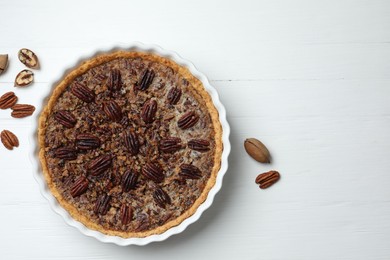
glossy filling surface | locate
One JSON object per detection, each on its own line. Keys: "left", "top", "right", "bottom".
{"left": 43, "top": 57, "right": 216, "bottom": 232}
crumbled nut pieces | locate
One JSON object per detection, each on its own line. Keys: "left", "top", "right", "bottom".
{"left": 14, "top": 69, "right": 34, "bottom": 87}
{"left": 1, "top": 130, "right": 19, "bottom": 150}
{"left": 18, "top": 48, "right": 39, "bottom": 69}
{"left": 0, "top": 54, "right": 8, "bottom": 75}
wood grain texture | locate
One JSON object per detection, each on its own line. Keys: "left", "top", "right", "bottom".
{"left": 1, "top": 0, "right": 390, "bottom": 259}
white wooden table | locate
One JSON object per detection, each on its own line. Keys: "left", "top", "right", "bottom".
{"left": 1, "top": 0, "right": 390, "bottom": 259}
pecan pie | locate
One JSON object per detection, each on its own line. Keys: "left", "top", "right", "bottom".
{"left": 38, "top": 51, "right": 223, "bottom": 238}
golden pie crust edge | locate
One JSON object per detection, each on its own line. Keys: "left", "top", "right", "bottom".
{"left": 38, "top": 51, "right": 223, "bottom": 238}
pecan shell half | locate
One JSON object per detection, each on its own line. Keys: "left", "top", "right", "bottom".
{"left": 76, "top": 133, "right": 101, "bottom": 150}
{"left": 141, "top": 99, "right": 157, "bottom": 123}
{"left": 179, "top": 164, "right": 202, "bottom": 179}
{"left": 18, "top": 48, "right": 39, "bottom": 69}
{"left": 255, "top": 170, "right": 280, "bottom": 189}
{"left": 94, "top": 193, "right": 111, "bottom": 215}
{"left": 159, "top": 137, "right": 182, "bottom": 153}
{"left": 103, "top": 100, "right": 122, "bottom": 121}
{"left": 124, "top": 131, "right": 140, "bottom": 155}
{"left": 142, "top": 162, "right": 164, "bottom": 183}
{"left": 153, "top": 186, "right": 171, "bottom": 208}
{"left": 71, "top": 82, "right": 95, "bottom": 103}
{"left": 177, "top": 111, "right": 199, "bottom": 129}
{"left": 14, "top": 69, "right": 34, "bottom": 87}
{"left": 55, "top": 110, "right": 76, "bottom": 128}
{"left": 86, "top": 154, "right": 112, "bottom": 176}
{"left": 70, "top": 176, "right": 89, "bottom": 197}
{"left": 137, "top": 69, "right": 155, "bottom": 90}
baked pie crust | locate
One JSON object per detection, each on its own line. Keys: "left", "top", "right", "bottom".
{"left": 38, "top": 51, "right": 222, "bottom": 238}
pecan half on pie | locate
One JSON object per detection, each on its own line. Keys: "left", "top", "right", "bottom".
{"left": 38, "top": 51, "right": 223, "bottom": 238}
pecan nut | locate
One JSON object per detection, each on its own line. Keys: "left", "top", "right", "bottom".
{"left": 70, "top": 176, "right": 89, "bottom": 197}
{"left": 159, "top": 137, "right": 182, "bottom": 153}
{"left": 71, "top": 82, "right": 95, "bottom": 103}
{"left": 255, "top": 170, "right": 280, "bottom": 189}
{"left": 108, "top": 69, "right": 122, "bottom": 91}
{"left": 141, "top": 99, "right": 157, "bottom": 123}
{"left": 55, "top": 110, "right": 76, "bottom": 128}
{"left": 0, "top": 92, "right": 18, "bottom": 109}
{"left": 18, "top": 48, "right": 39, "bottom": 69}
{"left": 14, "top": 69, "right": 34, "bottom": 87}
{"left": 153, "top": 186, "right": 171, "bottom": 208}
{"left": 76, "top": 133, "right": 101, "bottom": 150}
{"left": 120, "top": 204, "right": 133, "bottom": 225}
{"left": 54, "top": 147, "right": 77, "bottom": 160}
{"left": 94, "top": 193, "right": 111, "bottom": 215}
{"left": 167, "top": 87, "right": 182, "bottom": 105}
{"left": 1, "top": 130, "right": 19, "bottom": 150}
{"left": 177, "top": 111, "right": 199, "bottom": 129}
{"left": 122, "top": 170, "right": 139, "bottom": 192}
{"left": 11, "top": 104, "right": 35, "bottom": 118}
{"left": 137, "top": 69, "right": 155, "bottom": 90}
{"left": 124, "top": 131, "right": 140, "bottom": 155}
{"left": 0, "top": 54, "right": 8, "bottom": 75}
{"left": 86, "top": 154, "right": 112, "bottom": 176}
{"left": 188, "top": 139, "right": 210, "bottom": 152}
{"left": 103, "top": 100, "right": 122, "bottom": 121}
{"left": 142, "top": 162, "right": 164, "bottom": 183}
{"left": 179, "top": 164, "right": 202, "bottom": 179}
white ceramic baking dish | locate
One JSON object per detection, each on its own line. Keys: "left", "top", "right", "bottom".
{"left": 29, "top": 42, "right": 230, "bottom": 246}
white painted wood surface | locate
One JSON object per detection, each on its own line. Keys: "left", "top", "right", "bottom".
{"left": 1, "top": 0, "right": 390, "bottom": 258}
